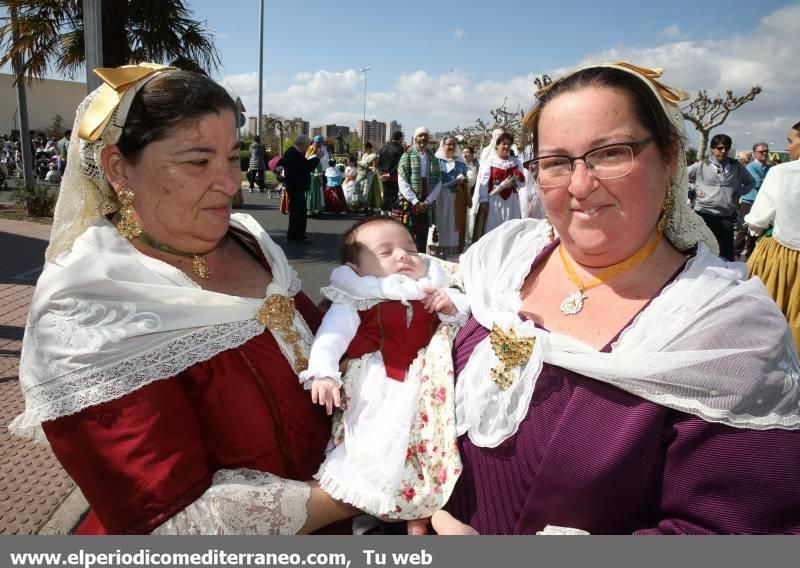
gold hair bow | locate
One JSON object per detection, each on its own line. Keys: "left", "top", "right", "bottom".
{"left": 78, "top": 63, "right": 176, "bottom": 141}
{"left": 610, "top": 62, "right": 689, "bottom": 104}
{"left": 533, "top": 62, "right": 689, "bottom": 106}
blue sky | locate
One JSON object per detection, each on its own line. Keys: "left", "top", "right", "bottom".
{"left": 199, "top": 0, "right": 798, "bottom": 151}
{"left": 206, "top": 0, "right": 784, "bottom": 89}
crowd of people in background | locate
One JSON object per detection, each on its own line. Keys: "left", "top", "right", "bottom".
{"left": 269, "top": 125, "right": 545, "bottom": 258}
{"left": 0, "top": 129, "right": 71, "bottom": 188}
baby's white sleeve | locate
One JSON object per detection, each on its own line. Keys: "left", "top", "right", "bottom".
{"left": 298, "top": 303, "right": 360, "bottom": 388}
{"left": 438, "top": 287, "right": 470, "bottom": 326}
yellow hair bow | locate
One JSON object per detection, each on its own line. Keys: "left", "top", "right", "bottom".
{"left": 610, "top": 62, "right": 689, "bottom": 104}
{"left": 533, "top": 62, "right": 689, "bottom": 106}
{"left": 78, "top": 63, "right": 176, "bottom": 141}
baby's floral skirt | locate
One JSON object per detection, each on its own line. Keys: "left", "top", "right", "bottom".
{"left": 315, "top": 325, "right": 461, "bottom": 519}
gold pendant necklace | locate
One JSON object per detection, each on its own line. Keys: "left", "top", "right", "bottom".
{"left": 558, "top": 231, "right": 662, "bottom": 316}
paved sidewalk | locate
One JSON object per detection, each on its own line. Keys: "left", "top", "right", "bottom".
{"left": 0, "top": 218, "right": 83, "bottom": 535}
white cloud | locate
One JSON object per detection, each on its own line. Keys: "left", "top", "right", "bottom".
{"left": 221, "top": 4, "right": 799, "bottom": 150}
{"left": 223, "top": 66, "right": 540, "bottom": 138}
{"left": 569, "top": 4, "right": 800, "bottom": 150}
{"left": 659, "top": 24, "right": 682, "bottom": 40}
{"left": 454, "top": 29, "right": 464, "bottom": 40}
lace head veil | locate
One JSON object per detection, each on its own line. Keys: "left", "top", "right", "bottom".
{"left": 522, "top": 62, "right": 718, "bottom": 254}
{"left": 434, "top": 135, "right": 465, "bottom": 163}
{"left": 479, "top": 128, "right": 505, "bottom": 164}
{"left": 46, "top": 63, "right": 176, "bottom": 261}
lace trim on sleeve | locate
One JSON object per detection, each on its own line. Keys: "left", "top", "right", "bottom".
{"left": 151, "top": 469, "right": 310, "bottom": 535}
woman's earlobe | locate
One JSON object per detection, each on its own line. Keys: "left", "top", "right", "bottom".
{"left": 100, "top": 145, "right": 127, "bottom": 195}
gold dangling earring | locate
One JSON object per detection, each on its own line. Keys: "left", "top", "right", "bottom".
{"left": 657, "top": 182, "right": 674, "bottom": 235}
{"left": 545, "top": 215, "right": 556, "bottom": 241}
{"left": 116, "top": 187, "right": 143, "bottom": 240}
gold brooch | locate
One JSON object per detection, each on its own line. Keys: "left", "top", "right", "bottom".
{"left": 489, "top": 324, "right": 535, "bottom": 390}
{"left": 256, "top": 294, "right": 308, "bottom": 373}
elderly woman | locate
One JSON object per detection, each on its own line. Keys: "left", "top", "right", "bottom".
{"left": 426, "top": 63, "right": 800, "bottom": 535}
{"left": 746, "top": 121, "right": 800, "bottom": 353}
{"left": 435, "top": 136, "right": 469, "bottom": 256}
{"left": 11, "top": 65, "right": 354, "bottom": 534}
{"left": 474, "top": 131, "right": 525, "bottom": 239}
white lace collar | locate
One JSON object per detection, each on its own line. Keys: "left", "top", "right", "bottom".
{"left": 457, "top": 219, "right": 800, "bottom": 448}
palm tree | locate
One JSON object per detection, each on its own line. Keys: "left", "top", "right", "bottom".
{"left": 0, "top": 0, "right": 221, "bottom": 85}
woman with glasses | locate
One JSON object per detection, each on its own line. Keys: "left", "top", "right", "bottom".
{"left": 420, "top": 63, "right": 800, "bottom": 535}
{"left": 745, "top": 121, "right": 800, "bottom": 354}
{"left": 474, "top": 131, "right": 526, "bottom": 239}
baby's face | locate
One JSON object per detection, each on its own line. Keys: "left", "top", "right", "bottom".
{"left": 351, "top": 222, "right": 427, "bottom": 279}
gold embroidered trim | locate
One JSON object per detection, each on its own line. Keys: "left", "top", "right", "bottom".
{"left": 255, "top": 295, "right": 308, "bottom": 373}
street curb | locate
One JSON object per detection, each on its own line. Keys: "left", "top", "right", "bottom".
{"left": 37, "top": 487, "right": 88, "bottom": 535}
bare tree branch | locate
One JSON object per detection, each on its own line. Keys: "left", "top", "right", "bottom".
{"left": 681, "top": 86, "right": 762, "bottom": 161}
{"left": 453, "top": 74, "right": 550, "bottom": 152}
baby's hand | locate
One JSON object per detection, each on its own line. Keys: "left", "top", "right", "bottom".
{"left": 311, "top": 377, "right": 342, "bottom": 415}
{"left": 422, "top": 288, "right": 456, "bottom": 316}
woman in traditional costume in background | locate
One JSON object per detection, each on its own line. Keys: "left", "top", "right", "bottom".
{"left": 355, "top": 144, "right": 382, "bottom": 215}
{"left": 305, "top": 135, "right": 328, "bottom": 217}
{"left": 474, "top": 132, "right": 525, "bottom": 237}
{"left": 745, "top": 120, "right": 800, "bottom": 353}
{"left": 435, "top": 136, "right": 470, "bottom": 256}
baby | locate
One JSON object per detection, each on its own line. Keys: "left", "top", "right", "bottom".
{"left": 299, "top": 216, "right": 466, "bottom": 519}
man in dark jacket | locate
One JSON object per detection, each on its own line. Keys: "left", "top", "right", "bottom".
{"left": 282, "top": 134, "right": 320, "bottom": 243}
{"left": 377, "top": 130, "right": 405, "bottom": 215}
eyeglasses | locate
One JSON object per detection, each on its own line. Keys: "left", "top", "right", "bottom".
{"left": 525, "top": 138, "right": 653, "bottom": 188}
{"left": 754, "top": 149, "right": 768, "bottom": 153}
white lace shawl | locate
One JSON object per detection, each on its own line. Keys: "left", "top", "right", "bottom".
{"left": 457, "top": 218, "right": 800, "bottom": 448}
{"left": 11, "top": 212, "right": 311, "bottom": 442}
{"left": 300, "top": 257, "right": 469, "bottom": 385}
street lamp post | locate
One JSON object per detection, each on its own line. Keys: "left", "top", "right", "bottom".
{"left": 257, "top": 0, "right": 265, "bottom": 139}
{"left": 359, "top": 66, "right": 371, "bottom": 150}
